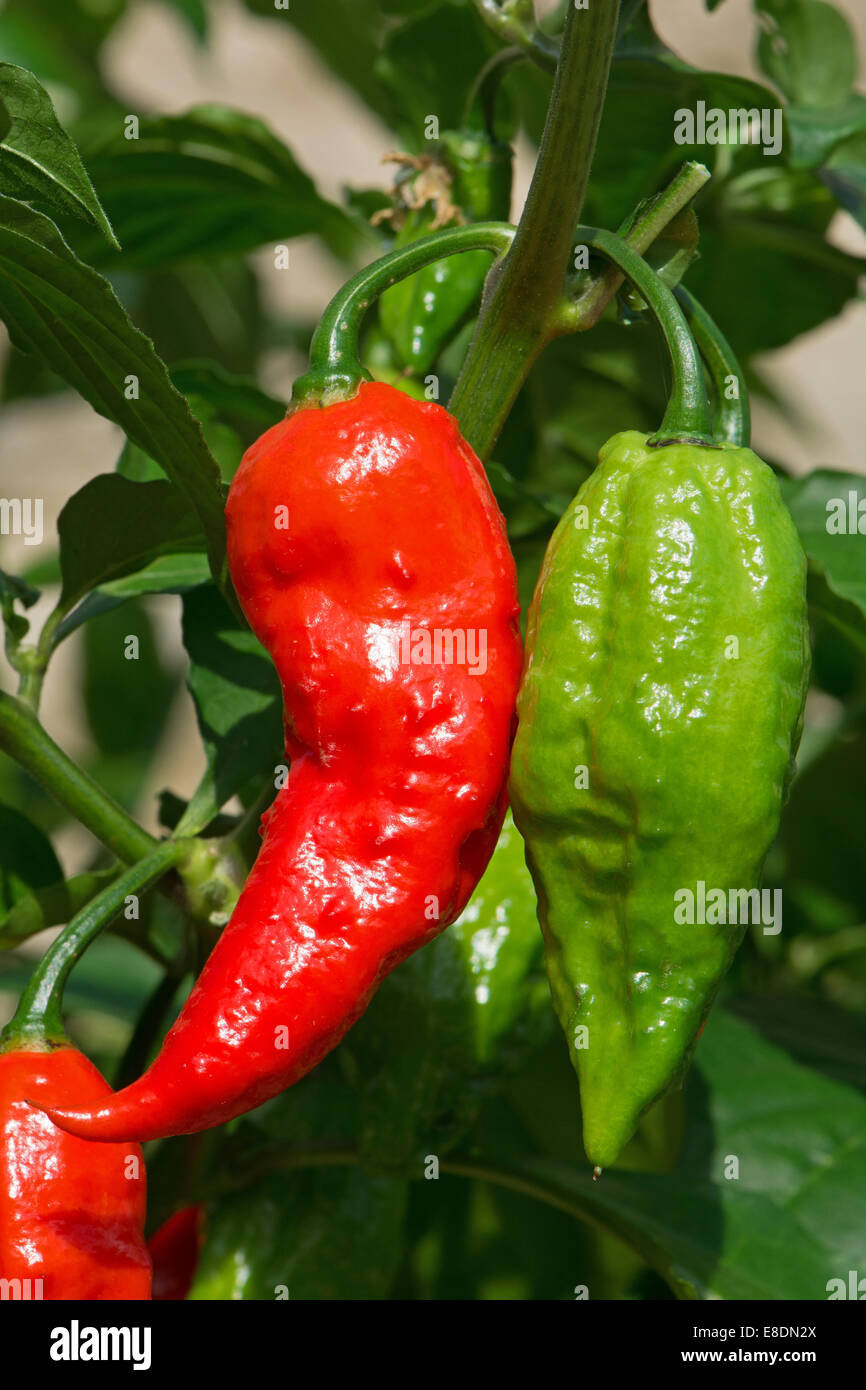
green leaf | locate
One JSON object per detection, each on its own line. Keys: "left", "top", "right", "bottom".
{"left": 498, "top": 1009, "right": 865, "bottom": 1298}
{"left": 115, "top": 363, "right": 283, "bottom": 485}
{"left": 191, "top": 1166, "right": 408, "bottom": 1300}
{"left": 57, "top": 475, "right": 204, "bottom": 612}
{"left": 756, "top": 0, "right": 858, "bottom": 109}
{"left": 0, "top": 63, "right": 117, "bottom": 247}
{"left": 686, "top": 179, "right": 864, "bottom": 356}
{"left": 0, "top": 804, "right": 62, "bottom": 916}
{"left": 781, "top": 719, "right": 866, "bottom": 931}
{"left": 181, "top": 585, "right": 283, "bottom": 814}
{"left": 0, "top": 564, "right": 39, "bottom": 608}
{"left": 0, "top": 867, "right": 121, "bottom": 949}
{"left": 780, "top": 469, "right": 866, "bottom": 620}
{"left": 0, "top": 198, "right": 228, "bottom": 589}
{"left": 786, "top": 93, "right": 866, "bottom": 170}
{"left": 0, "top": 1, "right": 127, "bottom": 100}
{"left": 56, "top": 555, "right": 212, "bottom": 646}
{"left": 82, "top": 600, "right": 177, "bottom": 758}
{"left": 74, "top": 105, "right": 357, "bottom": 267}
{"left": 822, "top": 129, "right": 866, "bottom": 230}
{"left": 678, "top": 1006, "right": 866, "bottom": 1281}
{"left": 376, "top": 6, "right": 494, "bottom": 141}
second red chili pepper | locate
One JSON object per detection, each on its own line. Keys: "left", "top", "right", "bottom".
{"left": 0, "top": 1046, "right": 151, "bottom": 1299}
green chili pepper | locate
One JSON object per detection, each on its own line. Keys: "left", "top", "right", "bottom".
{"left": 378, "top": 129, "right": 512, "bottom": 374}
{"left": 509, "top": 431, "right": 810, "bottom": 1169}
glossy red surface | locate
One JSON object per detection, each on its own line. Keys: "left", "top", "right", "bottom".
{"left": 0, "top": 1047, "right": 151, "bottom": 1298}
{"left": 48, "top": 383, "right": 522, "bottom": 1142}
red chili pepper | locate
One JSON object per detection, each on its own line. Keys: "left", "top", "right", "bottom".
{"left": 0, "top": 1046, "right": 151, "bottom": 1299}
{"left": 148, "top": 1205, "right": 203, "bottom": 1300}
{"left": 43, "top": 382, "right": 522, "bottom": 1142}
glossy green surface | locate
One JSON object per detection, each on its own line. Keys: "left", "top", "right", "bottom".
{"left": 509, "top": 431, "right": 810, "bottom": 1168}
{"left": 378, "top": 130, "right": 512, "bottom": 374}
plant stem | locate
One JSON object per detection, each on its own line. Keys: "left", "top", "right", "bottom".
{"left": 569, "top": 161, "right": 710, "bottom": 330}
{"left": 675, "top": 285, "right": 751, "bottom": 446}
{"left": 0, "top": 690, "right": 157, "bottom": 863}
{"left": 449, "top": 0, "right": 620, "bottom": 459}
{"left": 291, "top": 222, "right": 516, "bottom": 411}
{"left": 0, "top": 838, "right": 187, "bottom": 1049}
{"left": 568, "top": 228, "right": 712, "bottom": 443}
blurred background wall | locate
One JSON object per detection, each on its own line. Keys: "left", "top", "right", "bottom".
{"left": 0, "top": 0, "right": 863, "bottom": 872}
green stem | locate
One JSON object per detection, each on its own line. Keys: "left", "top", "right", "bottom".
{"left": 675, "top": 286, "right": 750, "bottom": 446}
{"left": 571, "top": 161, "right": 710, "bottom": 330}
{"left": 564, "top": 228, "right": 712, "bottom": 443}
{"left": 0, "top": 690, "right": 157, "bottom": 863}
{"left": 449, "top": 0, "right": 619, "bottom": 458}
{"left": 290, "top": 222, "right": 516, "bottom": 411}
{"left": 16, "top": 605, "right": 65, "bottom": 711}
{"left": 0, "top": 837, "right": 186, "bottom": 1049}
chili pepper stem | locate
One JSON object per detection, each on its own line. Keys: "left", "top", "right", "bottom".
{"left": 0, "top": 838, "right": 190, "bottom": 1052}
{"left": 564, "top": 228, "right": 713, "bottom": 444}
{"left": 675, "top": 286, "right": 751, "bottom": 446}
{"left": 290, "top": 222, "right": 516, "bottom": 411}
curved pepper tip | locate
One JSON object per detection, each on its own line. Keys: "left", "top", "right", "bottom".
{"left": 27, "top": 1098, "right": 135, "bottom": 1141}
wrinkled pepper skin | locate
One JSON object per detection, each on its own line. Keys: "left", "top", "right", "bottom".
{"left": 509, "top": 431, "right": 810, "bottom": 1169}
{"left": 48, "top": 382, "right": 522, "bottom": 1143}
{"left": 0, "top": 1047, "right": 150, "bottom": 1298}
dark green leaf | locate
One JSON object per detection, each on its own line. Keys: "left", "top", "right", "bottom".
{"left": 191, "top": 1166, "right": 408, "bottom": 1300}
{"left": 780, "top": 469, "right": 866, "bottom": 620}
{"left": 0, "top": 63, "right": 117, "bottom": 246}
{"left": 0, "top": 567, "right": 39, "bottom": 610}
{"left": 781, "top": 720, "right": 866, "bottom": 931}
{"left": 57, "top": 475, "right": 204, "bottom": 611}
{"left": 75, "top": 105, "right": 357, "bottom": 267}
{"left": 82, "top": 600, "right": 177, "bottom": 758}
{"left": 56, "top": 555, "right": 212, "bottom": 646}
{"left": 181, "top": 585, "right": 283, "bottom": 814}
{"left": 497, "top": 1009, "right": 865, "bottom": 1297}
{"left": 376, "top": 6, "right": 494, "bottom": 141}
{"left": 0, "top": 804, "right": 62, "bottom": 916}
